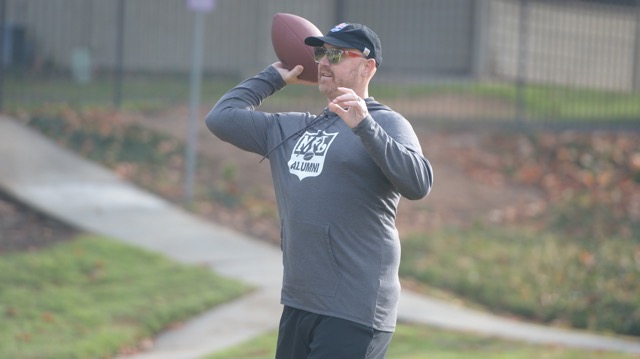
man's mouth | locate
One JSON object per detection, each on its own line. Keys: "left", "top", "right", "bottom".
{"left": 319, "top": 68, "right": 333, "bottom": 79}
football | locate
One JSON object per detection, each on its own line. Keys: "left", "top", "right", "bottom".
{"left": 271, "top": 13, "right": 322, "bottom": 83}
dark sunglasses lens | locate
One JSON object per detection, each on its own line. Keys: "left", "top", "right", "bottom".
{"left": 326, "top": 49, "right": 341, "bottom": 64}
{"left": 314, "top": 47, "right": 326, "bottom": 62}
{"left": 313, "top": 47, "right": 342, "bottom": 64}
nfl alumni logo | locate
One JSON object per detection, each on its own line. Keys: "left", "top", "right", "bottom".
{"left": 288, "top": 130, "right": 338, "bottom": 180}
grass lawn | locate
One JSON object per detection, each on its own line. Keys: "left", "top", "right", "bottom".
{"left": 204, "top": 324, "right": 637, "bottom": 359}
{"left": 0, "top": 234, "right": 250, "bottom": 359}
{"left": 400, "top": 226, "right": 640, "bottom": 337}
{"left": 5, "top": 73, "right": 640, "bottom": 124}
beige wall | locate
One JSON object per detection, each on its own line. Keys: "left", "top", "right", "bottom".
{"left": 5, "top": 0, "right": 639, "bottom": 90}
{"left": 5, "top": 0, "right": 474, "bottom": 78}
{"left": 490, "top": 0, "right": 639, "bottom": 91}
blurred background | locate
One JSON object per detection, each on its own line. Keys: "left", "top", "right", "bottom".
{"left": 2, "top": 1, "right": 640, "bottom": 357}
{"left": 2, "top": 0, "right": 640, "bottom": 126}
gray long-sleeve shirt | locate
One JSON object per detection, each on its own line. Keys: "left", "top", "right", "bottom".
{"left": 205, "top": 66, "right": 433, "bottom": 332}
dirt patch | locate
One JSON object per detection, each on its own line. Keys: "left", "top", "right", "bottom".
{"left": 0, "top": 191, "right": 77, "bottom": 253}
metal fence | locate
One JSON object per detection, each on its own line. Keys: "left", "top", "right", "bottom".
{"left": 1, "top": 0, "right": 639, "bottom": 127}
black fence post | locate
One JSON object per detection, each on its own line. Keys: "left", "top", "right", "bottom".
{"left": 114, "top": 0, "right": 125, "bottom": 108}
{"left": 633, "top": 0, "right": 640, "bottom": 91}
{"left": 516, "top": 0, "right": 530, "bottom": 127}
{"left": 0, "top": 0, "right": 6, "bottom": 112}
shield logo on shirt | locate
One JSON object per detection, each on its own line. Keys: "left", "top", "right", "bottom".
{"left": 288, "top": 130, "right": 338, "bottom": 180}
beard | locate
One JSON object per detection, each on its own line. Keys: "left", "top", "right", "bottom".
{"left": 318, "top": 65, "right": 359, "bottom": 101}
{"left": 319, "top": 80, "right": 338, "bottom": 100}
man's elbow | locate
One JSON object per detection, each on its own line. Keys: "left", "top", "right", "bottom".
{"left": 404, "top": 180, "right": 432, "bottom": 200}
{"left": 404, "top": 164, "right": 433, "bottom": 200}
{"left": 204, "top": 109, "right": 220, "bottom": 135}
{"left": 205, "top": 105, "right": 233, "bottom": 139}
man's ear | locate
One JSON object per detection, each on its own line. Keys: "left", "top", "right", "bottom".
{"left": 362, "top": 58, "right": 377, "bottom": 78}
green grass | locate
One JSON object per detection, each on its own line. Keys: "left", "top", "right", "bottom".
{"left": 462, "top": 82, "right": 640, "bottom": 120}
{"left": 5, "top": 73, "right": 239, "bottom": 113}
{"left": 370, "top": 81, "right": 640, "bottom": 121}
{"left": 5, "top": 72, "right": 640, "bottom": 123}
{"left": 0, "top": 235, "right": 250, "bottom": 359}
{"left": 204, "top": 324, "right": 636, "bottom": 359}
{"left": 400, "top": 226, "right": 640, "bottom": 337}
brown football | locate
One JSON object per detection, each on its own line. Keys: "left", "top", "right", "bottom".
{"left": 271, "top": 13, "right": 322, "bottom": 83}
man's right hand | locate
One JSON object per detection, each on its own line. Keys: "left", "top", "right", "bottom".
{"left": 272, "top": 62, "right": 317, "bottom": 86}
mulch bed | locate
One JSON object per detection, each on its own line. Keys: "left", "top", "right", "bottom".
{"left": 0, "top": 190, "right": 77, "bottom": 253}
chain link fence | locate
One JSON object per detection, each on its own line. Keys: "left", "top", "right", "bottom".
{"left": 1, "top": 0, "right": 639, "bottom": 128}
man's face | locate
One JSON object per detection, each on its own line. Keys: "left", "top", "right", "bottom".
{"left": 316, "top": 45, "right": 367, "bottom": 100}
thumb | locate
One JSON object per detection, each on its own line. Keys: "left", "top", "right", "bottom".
{"left": 328, "top": 102, "right": 346, "bottom": 116}
{"left": 282, "top": 65, "right": 305, "bottom": 84}
{"left": 291, "top": 65, "right": 304, "bottom": 77}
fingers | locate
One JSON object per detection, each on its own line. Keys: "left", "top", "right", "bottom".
{"left": 331, "top": 99, "right": 359, "bottom": 111}
{"left": 328, "top": 101, "right": 346, "bottom": 115}
{"left": 334, "top": 87, "right": 355, "bottom": 98}
{"left": 329, "top": 87, "right": 368, "bottom": 128}
{"left": 272, "top": 63, "right": 300, "bottom": 81}
{"left": 272, "top": 63, "right": 316, "bottom": 85}
{"left": 331, "top": 87, "right": 363, "bottom": 109}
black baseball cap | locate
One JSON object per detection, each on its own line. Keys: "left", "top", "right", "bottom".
{"left": 305, "top": 23, "right": 382, "bottom": 67}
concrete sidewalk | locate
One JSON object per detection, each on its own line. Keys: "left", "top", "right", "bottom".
{"left": 1, "top": 115, "right": 639, "bottom": 358}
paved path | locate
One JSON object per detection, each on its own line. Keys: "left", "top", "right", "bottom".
{"left": 1, "top": 115, "right": 639, "bottom": 358}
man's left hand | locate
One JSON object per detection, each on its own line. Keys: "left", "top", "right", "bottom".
{"left": 328, "top": 87, "right": 368, "bottom": 128}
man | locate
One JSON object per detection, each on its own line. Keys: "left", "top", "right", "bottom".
{"left": 205, "top": 22, "right": 433, "bottom": 359}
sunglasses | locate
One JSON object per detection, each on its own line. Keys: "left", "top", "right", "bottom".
{"left": 313, "top": 47, "right": 365, "bottom": 64}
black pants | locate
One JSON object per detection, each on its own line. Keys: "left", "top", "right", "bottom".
{"left": 275, "top": 306, "right": 394, "bottom": 359}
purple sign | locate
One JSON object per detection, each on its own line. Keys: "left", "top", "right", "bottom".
{"left": 187, "top": 0, "right": 216, "bottom": 12}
